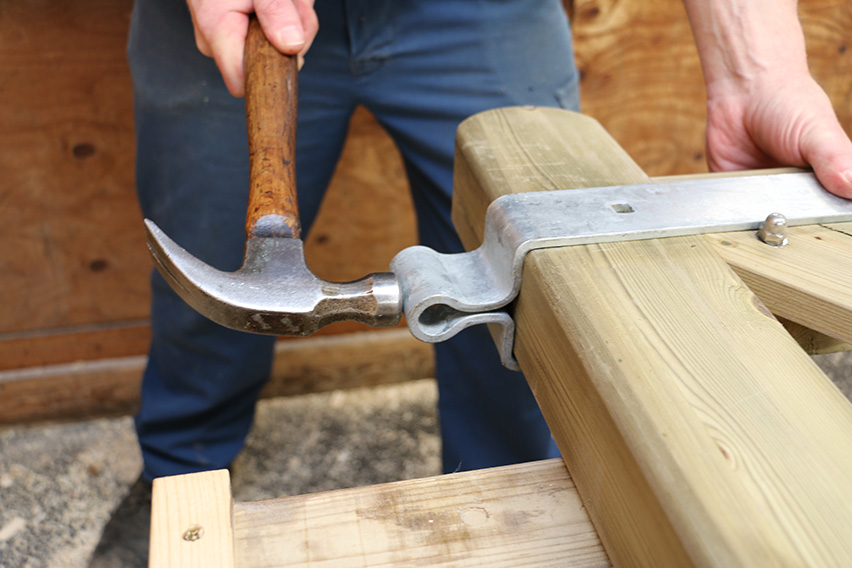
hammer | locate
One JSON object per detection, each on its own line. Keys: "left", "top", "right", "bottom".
{"left": 144, "top": 17, "right": 402, "bottom": 336}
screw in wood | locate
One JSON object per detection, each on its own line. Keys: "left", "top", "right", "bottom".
{"left": 757, "top": 213, "right": 789, "bottom": 247}
{"left": 182, "top": 525, "right": 204, "bottom": 542}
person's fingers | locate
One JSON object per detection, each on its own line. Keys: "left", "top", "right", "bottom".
{"left": 293, "top": 0, "right": 318, "bottom": 57}
{"left": 186, "top": 0, "right": 318, "bottom": 95}
{"left": 186, "top": 1, "right": 254, "bottom": 96}
{"left": 705, "top": 77, "right": 852, "bottom": 199}
{"left": 205, "top": 10, "right": 252, "bottom": 96}
{"left": 255, "top": 0, "right": 308, "bottom": 55}
{"left": 800, "top": 117, "right": 852, "bottom": 199}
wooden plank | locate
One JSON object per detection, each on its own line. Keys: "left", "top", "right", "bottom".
{"left": 705, "top": 221, "right": 852, "bottom": 345}
{"left": 651, "top": 169, "right": 852, "bottom": 350}
{"left": 454, "top": 107, "right": 852, "bottom": 566}
{"left": 0, "top": 319, "right": 412, "bottom": 372}
{"left": 0, "top": 0, "right": 146, "bottom": 335}
{"left": 0, "top": 329, "right": 433, "bottom": 425}
{"left": 150, "top": 469, "right": 236, "bottom": 568}
{"left": 778, "top": 318, "right": 852, "bottom": 355}
{"left": 573, "top": 0, "right": 706, "bottom": 175}
{"left": 0, "top": 321, "right": 152, "bottom": 371}
{"left": 232, "top": 458, "right": 609, "bottom": 567}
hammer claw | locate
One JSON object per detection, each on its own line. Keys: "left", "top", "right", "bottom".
{"left": 145, "top": 220, "right": 401, "bottom": 336}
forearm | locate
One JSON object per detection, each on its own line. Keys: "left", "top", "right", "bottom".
{"left": 682, "top": 0, "right": 810, "bottom": 94}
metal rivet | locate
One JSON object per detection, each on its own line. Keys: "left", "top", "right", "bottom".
{"left": 182, "top": 526, "right": 204, "bottom": 542}
{"left": 757, "top": 213, "right": 788, "bottom": 247}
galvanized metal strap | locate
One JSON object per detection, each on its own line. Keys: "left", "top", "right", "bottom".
{"left": 390, "top": 172, "right": 852, "bottom": 370}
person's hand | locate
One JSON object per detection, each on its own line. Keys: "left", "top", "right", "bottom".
{"left": 705, "top": 72, "right": 852, "bottom": 199}
{"left": 186, "top": 0, "right": 318, "bottom": 97}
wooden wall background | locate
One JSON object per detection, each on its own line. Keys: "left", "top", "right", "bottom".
{"left": 1, "top": 0, "right": 849, "bottom": 423}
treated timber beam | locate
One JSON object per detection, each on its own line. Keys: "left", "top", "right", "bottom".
{"left": 152, "top": 459, "right": 609, "bottom": 567}
{"left": 453, "top": 107, "right": 852, "bottom": 567}
{"left": 705, "top": 222, "right": 852, "bottom": 345}
{"left": 654, "top": 169, "right": 852, "bottom": 351}
{"left": 778, "top": 318, "right": 852, "bottom": 355}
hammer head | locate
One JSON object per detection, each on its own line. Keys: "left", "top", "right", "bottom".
{"left": 144, "top": 220, "right": 402, "bottom": 336}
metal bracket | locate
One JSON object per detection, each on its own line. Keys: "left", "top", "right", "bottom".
{"left": 390, "top": 172, "right": 852, "bottom": 370}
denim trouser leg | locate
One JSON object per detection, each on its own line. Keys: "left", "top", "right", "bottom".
{"left": 129, "top": 0, "right": 579, "bottom": 479}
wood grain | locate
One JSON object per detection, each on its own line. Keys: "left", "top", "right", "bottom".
{"left": 454, "top": 107, "right": 852, "bottom": 567}
{"left": 0, "top": 329, "right": 433, "bottom": 425}
{"left": 232, "top": 459, "right": 609, "bottom": 567}
{"left": 778, "top": 318, "right": 852, "bottom": 355}
{"left": 652, "top": 169, "right": 852, "bottom": 353}
{"left": 151, "top": 469, "right": 236, "bottom": 568}
{"left": 245, "top": 17, "right": 301, "bottom": 239}
{"left": 0, "top": 0, "right": 146, "bottom": 335}
{"left": 573, "top": 0, "right": 707, "bottom": 175}
{"left": 705, "top": 221, "right": 852, "bottom": 345}
{"left": 574, "top": 0, "right": 852, "bottom": 177}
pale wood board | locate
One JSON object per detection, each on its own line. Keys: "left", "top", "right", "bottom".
{"left": 652, "top": 169, "right": 852, "bottom": 352}
{"left": 454, "top": 107, "right": 852, "bottom": 567}
{"left": 705, "top": 222, "right": 852, "bottom": 344}
{"left": 0, "top": 329, "right": 433, "bottom": 425}
{"left": 232, "top": 458, "right": 609, "bottom": 567}
{"left": 778, "top": 318, "right": 852, "bottom": 355}
{"left": 150, "top": 469, "right": 236, "bottom": 568}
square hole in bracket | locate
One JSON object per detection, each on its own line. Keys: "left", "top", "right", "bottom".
{"left": 610, "top": 203, "right": 635, "bottom": 214}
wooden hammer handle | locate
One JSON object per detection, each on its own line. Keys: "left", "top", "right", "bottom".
{"left": 244, "top": 16, "right": 301, "bottom": 239}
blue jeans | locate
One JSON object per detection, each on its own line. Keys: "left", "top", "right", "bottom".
{"left": 129, "top": 0, "right": 580, "bottom": 479}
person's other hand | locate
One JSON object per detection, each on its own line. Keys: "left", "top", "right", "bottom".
{"left": 186, "top": 0, "right": 318, "bottom": 96}
{"left": 705, "top": 73, "right": 852, "bottom": 198}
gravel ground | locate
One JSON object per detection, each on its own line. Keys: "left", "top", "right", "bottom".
{"left": 0, "top": 379, "right": 441, "bottom": 568}
{"left": 1, "top": 352, "right": 851, "bottom": 568}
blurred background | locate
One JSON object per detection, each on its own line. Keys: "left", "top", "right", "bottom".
{"left": 1, "top": 1, "right": 851, "bottom": 565}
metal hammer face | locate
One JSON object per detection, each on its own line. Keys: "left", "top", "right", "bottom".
{"left": 145, "top": 221, "right": 401, "bottom": 335}
{"left": 144, "top": 17, "right": 401, "bottom": 336}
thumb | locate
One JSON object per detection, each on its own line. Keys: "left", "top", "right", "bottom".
{"left": 800, "top": 116, "right": 852, "bottom": 199}
{"left": 254, "top": 0, "right": 309, "bottom": 55}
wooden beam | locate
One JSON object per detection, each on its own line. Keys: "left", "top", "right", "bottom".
{"left": 231, "top": 458, "right": 608, "bottom": 567}
{"left": 0, "top": 329, "right": 433, "bottom": 425}
{"left": 653, "top": 169, "right": 852, "bottom": 349}
{"left": 453, "top": 107, "right": 852, "bottom": 566}
{"left": 150, "top": 469, "right": 236, "bottom": 568}
{"left": 704, "top": 222, "right": 852, "bottom": 345}
{"left": 777, "top": 318, "right": 852, "bottom": 355}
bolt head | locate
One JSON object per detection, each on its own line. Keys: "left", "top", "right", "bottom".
{"left": 757, "top": 213, "right": 789, "bottom": 247}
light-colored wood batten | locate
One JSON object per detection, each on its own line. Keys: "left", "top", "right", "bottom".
{"left": 151, "top": 459, "right": 609, "bottom": 567}
{"left": 151, "top": 469, "right": 236, "bottom": 568}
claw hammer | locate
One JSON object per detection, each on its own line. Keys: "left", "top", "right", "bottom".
{"left": 145, "top": 17, "right": 402, "bottom": 336}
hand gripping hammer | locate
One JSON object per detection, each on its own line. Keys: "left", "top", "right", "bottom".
{"left": 144, "top": 18, "right": 402, "bottom": 336}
